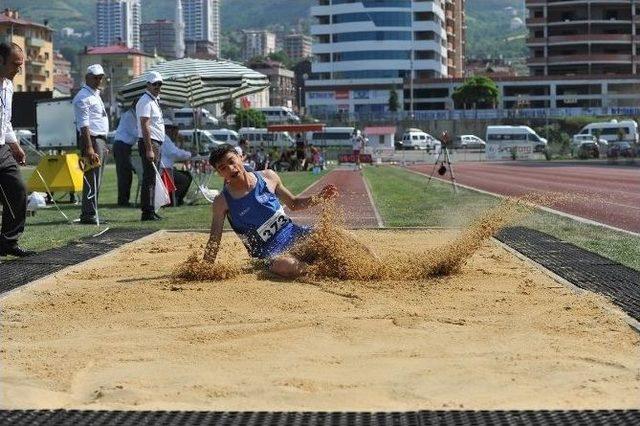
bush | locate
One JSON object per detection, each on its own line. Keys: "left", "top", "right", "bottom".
{"left": 235, "top": 109, "right": 267, "bottom": 129}
{"left": 534, "top": 125, "right": 571, "bottom": 158}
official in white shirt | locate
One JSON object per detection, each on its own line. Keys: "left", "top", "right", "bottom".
{"left": 113, "top": 107, "right": 138, "bottom": 206}
{"left": 0, "top": 42, "right": 33, "bottom": 257}
{"left": 72, "top": 63, "right": 110, "bottom": 225}
{"left": 161, "top": 121, "right": 192, "bottom": 206}
{"left": 136, "top": 71, "right": 165, "bottom": 221}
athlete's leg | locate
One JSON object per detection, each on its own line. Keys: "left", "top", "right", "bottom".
{"left": 270, "top": 255, "right": 307, "bottom": 279}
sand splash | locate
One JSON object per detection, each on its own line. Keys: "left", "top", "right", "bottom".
{"left": 290, "top": 197, "right": 527, "bottom": 281}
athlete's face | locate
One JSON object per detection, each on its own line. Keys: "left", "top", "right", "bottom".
{"left": 215, "top": 151, "right": 244, "bottom": 181}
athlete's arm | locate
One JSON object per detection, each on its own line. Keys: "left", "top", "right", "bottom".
{"left": 204, "top": 195, "right": 228, "bottom": 262}
{"left": 264, "top": 170, "right": 338, "bottom": 211}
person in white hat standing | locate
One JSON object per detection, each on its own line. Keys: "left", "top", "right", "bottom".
{"left": 0, "top": 42, "right": 34, "bottom": 257}
{"left": 72, "top": 63, "right": 109, "bottom": 225}
{"left": 136, "top": 71, "right": 165, "bottom": 221}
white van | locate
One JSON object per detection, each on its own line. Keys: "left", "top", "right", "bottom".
{"left": 178, "top": 129, "right": 224, "bottom": 154}
{"left": 238, "top": 127, "right": 295, "bottom": 148}
{"left": 256, "top": 106, "right": 300, "bottom": 124}
{"left": 485, "top": 126, "right": 547, "bottom": 160}
{"left": 173, "top": 108, "right": 219, "bottom": 129}
{"left": 208, "top": 128, "right": 239, "bottom": 145}
{"left": 306, "top": 127, "right": 354, "bottom": 148}
{"left": 575, "top": 119, "right": 638, "bottom": 144}
{"left": 400, "top": 128, "right": 440, "bottom": 150}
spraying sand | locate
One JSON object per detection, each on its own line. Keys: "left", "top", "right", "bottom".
{"left": 1, "top": 229, "right": 638, "bottom": 411}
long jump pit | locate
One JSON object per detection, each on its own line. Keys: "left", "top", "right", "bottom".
{"left": 1, "top": 224, "right": 639, "bottom": 412}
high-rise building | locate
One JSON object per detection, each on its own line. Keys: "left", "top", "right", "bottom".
{"left": 96, "top": 0, "right": 141, "bottom": 50}
{"left": 445, "top": 0, "right": 465, "bottom": 78}
{"left": 175, "top": 0, "right": 185, "bottom": 59}
{"left": 306, "top": 0, "right": 465, "bottom": 117}
{"left": 284, "top": 33, "right": 312, "bottom": 62}
{"left": 182, "top": 0, "right": 220, "bottom": 58}
{"left": 0, "top": 9, "right": 54, "bottom": 93}
{"left": 141, "top": 20, "right": 178, "bottom": 59}
{"left": 243, "top": 30, "right": 277, "bottom": 61}
{"left": 526, "top": 0, "right": 639, "bottom": 76}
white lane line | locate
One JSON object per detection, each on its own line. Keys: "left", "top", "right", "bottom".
{"left": 403, "top": 167, "right": 640, "bottom": 238}
{"left": 361, "top": 172, "right": 384, "bottom": 228}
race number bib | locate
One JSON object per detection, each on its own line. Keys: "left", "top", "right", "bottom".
{"left": 256, "top": 208, "right": 291, "bottom": 242}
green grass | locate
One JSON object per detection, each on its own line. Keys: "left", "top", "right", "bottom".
{"left": 363, "top": 166, "right": 640, "bottom": 271}
{"left": 17, "top": 165, "right": 325, "bottom": 252}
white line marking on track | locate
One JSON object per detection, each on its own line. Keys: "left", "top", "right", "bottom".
{"left": 361, "top": 172, "right": 384, "bottom": 228}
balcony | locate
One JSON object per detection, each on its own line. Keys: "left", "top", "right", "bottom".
{"left": 528, "top": 53, "right": 632, "bottom": 65}
{"left": 27, "top": 36, "right": 46, "bottom": 47}
{"left": 528, "top": 34, "right": 633, "bottom": 45}
{"left": 526, "top": 17, "right": 546, "bottom": 26}
{"left": 28, "top": 74, "right": 47, "bottom": 82}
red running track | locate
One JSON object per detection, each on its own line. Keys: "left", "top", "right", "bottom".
{"left": 287, "top": 169, "right": 380, "bottom": 228}
{"left": 409, "top": 162, "right": 640, "bottom": 233}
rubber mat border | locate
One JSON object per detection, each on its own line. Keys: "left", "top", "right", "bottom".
{"left": 495, "top": 226, "right": 640, "bottom": 323}
{"left": 0, "top": 229, "right": 155, "bottom": 296}
{"left": 0, "top": 409, "right": 639, "bottom": 425}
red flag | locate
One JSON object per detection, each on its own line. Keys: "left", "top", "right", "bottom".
{"left": 240, "top": 97, "right": 251, "bottom": 109}
{"left": 161, "top": 168, "right": 177, "bottom": 193}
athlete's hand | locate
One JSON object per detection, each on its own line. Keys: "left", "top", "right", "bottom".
{"left": 318, "top": 184, "right": 338, "bottom": 200}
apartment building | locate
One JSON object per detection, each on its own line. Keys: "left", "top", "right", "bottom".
{"left": 182, "top": 0, "right": 220, "bottom": 58}
{"left": 526, "top": 0, "right": 640, "bottom": 75}
{"left": 249, "top": 59, "right": 296, "bottom": 107}
{"left": 306, "top": 0, "right": 465, "bottom": 116}
{"left": 0, "top": 9, "right": 54, "bottom": 92}
{"left": 141, "top": 20, "right": 179, "bottom": 59}
{"left": 283, "top": 33, "right": 312, "bottom": 62}
{"left": 96, "top": 0, "right": 141, "bottom": 50}
{"left": 243, "top": 30, "right": 277, "bottom": 61}
{"left": 53, "top": 51, "right": 74, "bottom": 95}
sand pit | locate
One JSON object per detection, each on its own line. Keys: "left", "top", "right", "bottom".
{"left": 1, "top": 230, "right": 639, "bottom": 411}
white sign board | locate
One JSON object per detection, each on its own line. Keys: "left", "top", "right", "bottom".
{"left": 36, "top": 98, "right": 78, "bottom": 149}
{"left": 486, "top": 141, "right": 534, "bottom": 160}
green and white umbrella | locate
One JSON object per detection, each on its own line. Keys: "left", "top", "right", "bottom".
{"left": 117, "top": 58, "right": 269, "bottom": 108}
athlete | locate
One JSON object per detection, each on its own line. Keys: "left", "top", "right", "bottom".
{"left": 204, "top": 144, "right": 338, "bottom": 278}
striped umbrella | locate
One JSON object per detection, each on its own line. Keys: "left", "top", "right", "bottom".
{"left": 117, "top": 58, "right": 270, "bottom": 108}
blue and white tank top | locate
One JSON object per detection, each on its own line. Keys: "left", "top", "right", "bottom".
{"left": 223, "top": 172, "right": 303, "bottom": 259}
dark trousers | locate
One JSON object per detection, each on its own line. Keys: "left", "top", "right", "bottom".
{"left": 113, "top": 140, "right": 134, "bottom": 205}
{"left": 166, "top": 169, "right": 192, "bottom": 206}
{"left": 80, "top": 137, "right": 107, "bottom": 221}
{"left": 0, "top": 144, "right": 27, "bottom": 250}
{"left": 137, "top": 138, "right": 161, "bottom": 215}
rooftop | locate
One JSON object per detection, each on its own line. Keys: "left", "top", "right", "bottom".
{"left": 82, "top": 44, "right": 154, "bottom": 57}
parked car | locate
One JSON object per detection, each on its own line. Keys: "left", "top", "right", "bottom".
{"left": 400, "top": 128, "right": 440, "bottom": 150}
{"left": 607, "top": 142, "right": 635, "bottom": 158}
{"left": 571, "top": 133, "right": 608, "bottom": 147}
{"left": 576, "top": 142, "right": 600, "bottom": 159}
{"left": 453, "top": 134, "right": 486, "bottom": 149}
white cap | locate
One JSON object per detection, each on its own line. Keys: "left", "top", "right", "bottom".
{"left": 146, "top": 71, "right": 163, "bottom": 84}
{"left": 86, "top": 64, "right": 105, "bottom": 76}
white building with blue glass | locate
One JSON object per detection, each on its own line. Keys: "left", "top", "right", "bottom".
{"left": 306, "top": 0, "right": 462, "bottom": 118}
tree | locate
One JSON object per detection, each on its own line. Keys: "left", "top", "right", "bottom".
{"left": 267, "top": 51, "right": 293, "bottom": 68}
{"left": 388, "top": 90, "right": 399, "bottom": 112}
{"left": 235, "top": 108, "right": 267, "bottom": 129}
{"left": 222, "top": 99, "right": 237, "bottom": 118}
{"left": 451, "top": 76, "right": 499, "bottom": 109}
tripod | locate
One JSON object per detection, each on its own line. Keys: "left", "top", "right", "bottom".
{"left": 426, "top": 144, "right": 458, "bottom": 193}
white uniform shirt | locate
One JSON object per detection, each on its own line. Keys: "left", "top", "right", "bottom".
{"left": 72, "top": 85, "right": 109, "bottom": 136}
{"left": 0, "top": 78, "right": 17, "bottom": 145}
{"left": 136, "top": 91, "right": 164, "bottom": 142}
{"left": 161, "top": 135, "right": 191, "bottom": 168}
{"left": 114, "top": 109, "right": 138, "bottom": 146}
{"left": 352, "top": 135, "right": 363, "bottom": 151}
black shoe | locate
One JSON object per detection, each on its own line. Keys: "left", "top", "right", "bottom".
{"left": 154, "top": 213, "right": 162, "bottom": 219}
{"left": 0, "top": 245, "right": 36, "bottom": 257}
{"left": 141, "top": 214, "right": 162, "bottom": 222}
{"left": 78, "top": 217, "right": 109, "bottom": 225}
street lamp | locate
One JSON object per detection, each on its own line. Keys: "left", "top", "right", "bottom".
{"left": 298, "top": 72, "right": 308, "bottom": 116}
